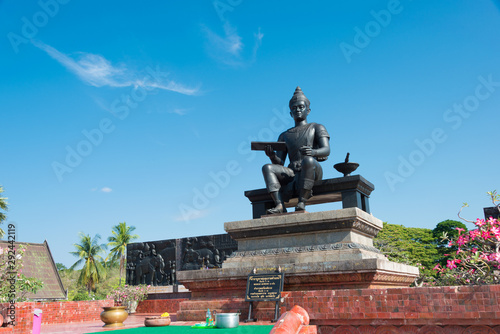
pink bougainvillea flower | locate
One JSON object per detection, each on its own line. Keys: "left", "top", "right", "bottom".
{"left": 481, "top": 231, "right": 490, "bottom": 239}
{"left": 447, "top": 259, "right": 458, "bottom": 270}
{"left": 469, "top": 230, "right": 480, "bottom": 240}
{"left": 476, "top": 219, "right": 486, "bottom": 227}
{"left": 488, "top": 253, "right": 500, "bottom": 262}
{"left": 456, "top": 227, "right": 465, "bottom": 234}
{"left": 457, "top": 236, "right": 466, "bottom": 246}
{"left": 490, "top": 226, "right": 500, "bottom": 240}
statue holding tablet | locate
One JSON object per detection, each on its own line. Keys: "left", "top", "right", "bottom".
{"left": 253, "top": 87, "right": 331, "bottom": 214}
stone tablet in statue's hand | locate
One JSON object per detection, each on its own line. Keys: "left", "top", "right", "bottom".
{"left": 265, "top": 145, "right": 276, "bottom": 159}
{"left": 300, "top": 146, "right": 314, "bottom": 156}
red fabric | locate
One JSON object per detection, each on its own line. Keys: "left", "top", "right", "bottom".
{"left": 270, "top": 305, "right": 310, "bottom": 334}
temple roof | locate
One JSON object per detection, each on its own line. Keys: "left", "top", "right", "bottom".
{"left": 0, "top": 240, "right": 66, "bottom": 300}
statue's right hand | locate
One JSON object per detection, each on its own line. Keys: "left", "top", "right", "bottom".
{"left": 265, "top": 145, "right": 275, "bottom": 158}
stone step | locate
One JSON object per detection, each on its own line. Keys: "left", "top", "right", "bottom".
{"left": 179, "top": 299, "right": 246, "bottom": 311}
{"left": 177, "top": 309, "right": 279, "bottom": 322}
{"left": 179, "top": 299, "right": 276, "bottom": 310}
{"left": 177, "top": 302, "right": 279, "bottom": 322}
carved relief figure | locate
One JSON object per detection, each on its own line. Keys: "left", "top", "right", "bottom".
{"left": 135, "top": 244, "right": 165, "bottom": 285}
{"left": 182, "top": 239, "right": 202, "bottom": 270}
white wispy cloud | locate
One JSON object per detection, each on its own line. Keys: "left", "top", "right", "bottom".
{"left": 101, "top": 187, "right": 112, "bottom": 193}
{"left": 204, "top": 22, "right": 243, "bottom": 56}
{"left": 253, "top": 27, "right": 264, "bottom": 58}
{"left": 202, "top": 23, "right": 264, "bottom": 67}
{"left": 173, "top": 208, "right": 211, "bottom": 222}
{"left": 169, "top": 108, "right": 191, "bottom": 116}
{"left": 32, "top": 40, "right": 200, "bottom": 95}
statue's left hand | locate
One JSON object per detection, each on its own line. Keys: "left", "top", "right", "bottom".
{"left": 300, "top": 146, "right": 314, "bottom": 156}
{"left": 265, "top": 145, "right": 276, "bottom": 158}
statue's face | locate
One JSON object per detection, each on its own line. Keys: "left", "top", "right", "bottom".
{"left": 290, "top": 100, "right": 310, "bottom": 121}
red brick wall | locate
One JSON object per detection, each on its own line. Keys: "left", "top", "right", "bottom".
{"left": 136, "top": 298, "right": 188, "bottom": 314}
{"left": 1, "top": 300, "right": 113, "bottom": 334}
{"left": 282, "top": 285, "right": 500, "bottom": 333}
{"left": 34, "top": 300, "right": 113, "bottom": 324}
{"left": 0, "top": 302, "right": 34, "bottom": 334}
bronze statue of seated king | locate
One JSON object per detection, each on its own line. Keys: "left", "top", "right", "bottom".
{"left": 258, "top": 86, "right": 330, "bottom": 214}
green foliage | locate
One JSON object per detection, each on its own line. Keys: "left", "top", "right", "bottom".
{"left": 107, "top": 222, "right": 139, "bottom": 286}
{"left": 70, "top": 233, "right": 107, "bottom": 294}
{"left": 432, "top": 220, "right": 468, "bottom": 265}
{"left": 61, "top": 264, "right": 120, "bottom": 301}
{"left": 374, "top": 222, "right": 440, "bottom": 284}
{"left": 64, "top": 223, "right": 141, "bottom": 300}
{"left": 100, "top": 257, "right": 119, "bottom": 271}
{"left": 0, "top": 186, "right": 8, "bottom": 238}
{"left": 71, "top": 290, "right": 94, "bottom": 301}
{"left": 433, "top": 220, "right": 468, "bottom": 247}
{"left": 56, "top": 262, "right": 67, "bottom": 271}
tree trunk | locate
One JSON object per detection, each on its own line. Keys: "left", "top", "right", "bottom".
{"left": 119, "top": 256, "right": 124, "bottom": 286}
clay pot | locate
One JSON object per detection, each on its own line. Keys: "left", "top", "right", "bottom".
{"left": 100, "top": 306, "right": 128, "bottom": 327}
{"left": 144, "top": 316, "right": 171, "bottom": 327}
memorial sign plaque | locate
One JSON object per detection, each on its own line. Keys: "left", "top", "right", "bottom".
{"left": 245, "top": 273, "right": 284, "bottom": 301}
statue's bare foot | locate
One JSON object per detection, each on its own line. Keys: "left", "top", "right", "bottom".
{"left": 267, "top": 204, "right": 286, "bottom": 214}
{"left": 295, "top": 202, "right": 306, "bottom": 211}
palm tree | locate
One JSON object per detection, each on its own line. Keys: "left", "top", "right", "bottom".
{"left": 0, "top": 186, "right": 8, "bottom": 238}
{"left": 107, "top": 222, "right": 139, "bottom": 286}
{"left": 70, "top": 233, "right": 107, "bottom": 295}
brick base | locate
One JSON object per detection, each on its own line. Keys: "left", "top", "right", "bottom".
{"left": 0, "top": 300, "right": 113, "bottom": 334}
{"left": 136, "top": 298, "right": 188, "bottom": 314}
{"left": 175, "top": 285, "right": 500, "bottom": 329}
{"left": 282, "top": 285, "right": 500, "bottom": 329}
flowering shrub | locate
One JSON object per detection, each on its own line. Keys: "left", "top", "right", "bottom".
{"left": 433, "top": 192, "right": 500, "bottom": 285}
{"left": 107, "top": 284, "right": 150, "bottom": 305}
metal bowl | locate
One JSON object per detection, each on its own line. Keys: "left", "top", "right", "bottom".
{"left": 215, "top": 313, "right": 240, "bottom": 328}
{"left": 334, "top": 162, "right": 359, "bottom": 177}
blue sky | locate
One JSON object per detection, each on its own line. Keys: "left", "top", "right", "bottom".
{"left": 1, "top": 0, "right": 500, "bottom": 267}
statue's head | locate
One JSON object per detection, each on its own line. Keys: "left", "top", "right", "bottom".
{"left": 289, "top": 86, "right": 310, "bottom": 121}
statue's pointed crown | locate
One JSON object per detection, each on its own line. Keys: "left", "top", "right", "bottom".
{"left": 289, "top": 86, "right": 310, "bottom": 108}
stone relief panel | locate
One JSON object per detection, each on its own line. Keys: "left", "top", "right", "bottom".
{"left": 126, "top": 233, "right": 237, "bottom": 286}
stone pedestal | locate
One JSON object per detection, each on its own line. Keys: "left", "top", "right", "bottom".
{"left": 244, "top": 175, "right": 374, "bottom": 218}
{"left": 176, "top": 208, "right": 418, "bottom": 321}
{"left": 178, "top": 208, "right": 418, "bottom": 293}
